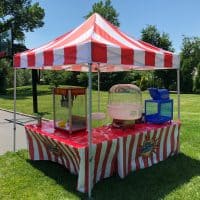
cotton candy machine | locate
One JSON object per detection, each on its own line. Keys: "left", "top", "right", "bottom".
{"left": 107, "top": 84, "right": 142, "bottom": 128}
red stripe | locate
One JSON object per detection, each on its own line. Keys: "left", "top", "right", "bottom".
{"left": 27, "top": 52, "right": 35, "bottom": 67}
{"left": 61, "top": 148, "right": 71, "bottom": 169}
{"left": 84, "top": 147, "right": 89, "bottom": 193}
{"left": 164, "top": 53, "right": 173, "bottom": 68}
{"left": 64, "top": 46, "right": 76, "bottom": 64}
{"left": 44, "top": 136, "right": 59, "bottom": 162}
{"left": 52, "top": 14, "right": 96, "bottom": 48}
{"left": 60, "top": 143, "right": 78, "bottom": 174}
{"left": 100, "top": 141, "right": 112, "bottom": 179}
{"left": 110, "top": 140, "right": 119, "bottom": 176}
{"left": 65, "top": 145, "right": 80, "bottom": 173}
{"left": 121, "top": 48, "right": 134, "bottom": 65}
{"left": 135, "top": 133, "right": 144, "bottom": 171}
{"left": 92, "top": 42, "right": 107, "bottom": 63}
{"left": 44, "top": 50, "right": 53, "bottom": 66}
{"left": 123, "top": 136, "right": 127, "bottom": 177}
{"left": 163, "top": 126, "right": 170, "bottom": 160}
{"left": 128, "top": 136, "right": 135, "bottom": 173}
{"left": 31, "top": 131, "right": 44, "bottom": 160}
{"left": 41, "top": 135, "right": 52, "bottom": 160}
{"left": 93, "top": 143, "right": 102, "bottom": 184}
{"left": 49, "top": 139, "right": 59, "bottom": 163}
{"left": 14, "top": 54, "right": 21, "bottom": 68}
{"left": 73, "top": 148, "right": 81, "bottom": 166}
{"left": 94, "top": 24, "right": 131, "bottom": 50}
{"left": 25, "top": 129, "right": 34, "bottom": 159}
{"left": 145, "top": 51, "right": 155, "bottom": 66}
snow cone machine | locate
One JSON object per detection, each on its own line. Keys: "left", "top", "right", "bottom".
{"left": 53, "top": 87, "right": 87, "bottom": 134}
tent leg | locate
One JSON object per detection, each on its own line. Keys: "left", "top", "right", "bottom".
{"left": 97, "top": 70, "right": 100, "bottom": 112}
{"left": 88, "top": 63, "right": 93, "bottom": 198}
{"left": 13, "top": 68, "right": 17, "bottom": 152}
{"left": 177, "top": 69, "right": 180, "bottom": 120}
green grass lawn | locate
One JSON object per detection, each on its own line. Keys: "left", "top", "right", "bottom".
{"left": 0, "top": 85, "right": 200, "bottom": 200}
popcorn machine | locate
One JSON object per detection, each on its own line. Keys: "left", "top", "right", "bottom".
{"left": 53, "top": 87, "right": 87, "bottom": 133}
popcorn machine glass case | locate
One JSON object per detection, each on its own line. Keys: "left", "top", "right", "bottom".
{"left": 53, "top": 87, "right": 87, "bottom": 133}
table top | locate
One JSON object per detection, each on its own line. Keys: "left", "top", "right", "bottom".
{"left": 25, "top": 121, "right": 179, "bottom": 149}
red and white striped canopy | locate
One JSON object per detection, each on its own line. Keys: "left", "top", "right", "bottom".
{"left": 14, "top": 13, "right": 180, "bottom": 72}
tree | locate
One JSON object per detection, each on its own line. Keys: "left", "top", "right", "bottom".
{"left": 141, "top": 25, "right": 176, "bottom": 90}
{"left": 0, "top": 0, "right": 45, "bottom": 93}
{"left": 84, "top": 0, "right": 120, "bottom": 27}
{"left": 0, "top": 0, "right": 45, "bottom": 41}
{"left": 180, "top": 36, "right": 200, "bottom": 93}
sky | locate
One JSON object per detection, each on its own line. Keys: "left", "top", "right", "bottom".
{"left": 25, "top": 0, "right": 200, "bottom": 53}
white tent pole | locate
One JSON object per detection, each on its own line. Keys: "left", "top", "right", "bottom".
{"left": 13, "top": 68, "right": 17, "bottom": 152}
{"left": 177, "top": 68, "right": 181, "bottom": 120}
{"left": 88, "top": 63, "right": 92, "bottom": 198}
{"left": 98, "top": 69, "right": 100, "bottom": 112}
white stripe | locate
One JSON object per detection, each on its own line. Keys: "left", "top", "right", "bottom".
{"left": 120, "top": 31, "right": 162, "bottom": 53}
{"left": 77, "top": 148, "right": 85, "bottom": 193}
{"left": 134, "top": 49, "right": 145, "bottom": 66}
{"left": 59, "top": 143, "right": 76, "bottom": 174}
{"left": 125, "top": 135, "right": 132, "bottom": 174}
{"left": 96, "top": 15, "right": 142, "bottom": 50}
{"left": 90, "top": 144, "right": 97, "bottom": 189}
{"left": 53, "top": 48, "right": 64, "bottom": 66}
{"left": 107, "top": 46, "right": 121, "bottom": 64}
{"left": 153, "top": 128, "right": 161, "bottom": 164}
{"left": 92, "top": 33, "right": 119, "bottom": 47}
{"left": 20, "top": 53, "right": 28, "bottom": 68}
{"left": 117, "top": 137, "right": 124, "bottom": 178}
{"left": 173, "top": 124, "right": 179, "bottom": 152}
{"left": 131, "top": 133, "right": 139, "bottom": 171}
{"left": 96, "top": 141, "right": 108, "bottom": 181}
{"left": 167, "top": 125, "right": 173, "bottom": 157}
{"left": 155, "top": 53, "right": 164, "bottom": 68}
{"left": 138, "top": 132, "right": 146, "bottom": 169}
{"left": 29, "top": 131, "right": 39, "bottom": 160}
{"left": 76, "top": 42, "right": 91, "bottom": 63}
{"left": 33, "top": 133, "right": 48, "bottom": 160}
{"left": 104, "top": 139, "right": 117, "bottom": 178}
{"left": 61, "top": 28, "right": 93, "bottom": 47}
{"left": 172, "top": 54, "right": 180, "bottom": 68}
{"left": 40, "top": 17, "right": 90, "bottom": 50}
{"left": 147, "top": 130, "right": 155, "bottom": 167}
{"left": 35, "top": 51, "right": 44, "bottom": 67}
{"left": 159, "top": 127, "right": 167, "bottom": 161}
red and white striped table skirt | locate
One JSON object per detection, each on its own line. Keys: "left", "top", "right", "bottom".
{"left": 25, "top": 121, "right": 180, "bottom": 193}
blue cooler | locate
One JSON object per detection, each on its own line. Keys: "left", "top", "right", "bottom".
{"left": 145, "top": 88, "right": 173, "bottom": 124}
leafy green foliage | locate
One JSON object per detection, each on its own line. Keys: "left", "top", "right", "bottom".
{"left": 0, "top": 0, "right": 45, "bottom": 41}
{"left": 141, "top": 25, "right": 176, "bottom": 90}
{"left": 84, "top": 0, "right": 120, "bottom": 27}
{"left": 180, "top": 37, "right": 200, "bottom": 93}
{"left": 0, "top": 0, "right": 44, "bottom": 93}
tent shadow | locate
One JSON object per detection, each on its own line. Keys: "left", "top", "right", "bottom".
{"left": 28, "top": 153, "right": 200, "bottom": 200}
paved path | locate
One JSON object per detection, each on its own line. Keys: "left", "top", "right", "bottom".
{"left": 0, "top": 109, "right": 36, "bottom": 155}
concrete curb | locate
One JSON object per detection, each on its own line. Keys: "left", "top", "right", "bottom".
{"left": 0, "top": 108, "right": 50, "bottom": 121}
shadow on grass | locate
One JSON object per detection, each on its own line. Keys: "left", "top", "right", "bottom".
{"left": 0, "top": 87, "right": 52, "bottom": 100}
{"left": 28, "top": 153, "right": 200, "bottom": 200}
